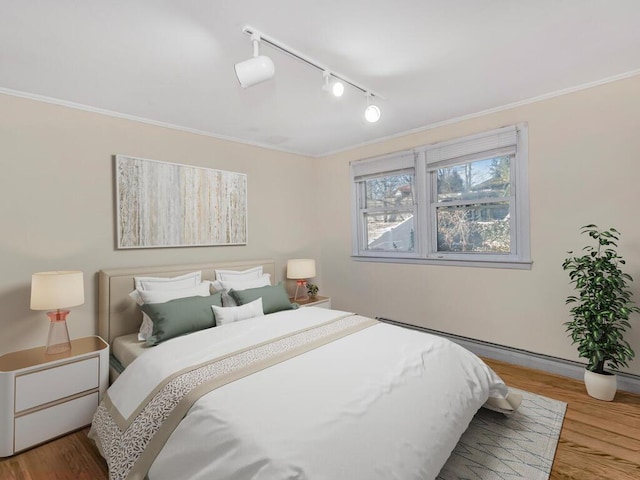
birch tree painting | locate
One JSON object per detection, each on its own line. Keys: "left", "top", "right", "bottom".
{"left": 116, "top": 156, "right": 247, "bottom": 248}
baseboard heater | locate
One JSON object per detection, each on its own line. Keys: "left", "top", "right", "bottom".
{"left": 377, "top": 317, "right": 640, "bottom": 395}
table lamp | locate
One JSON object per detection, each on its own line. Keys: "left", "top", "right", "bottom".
{"left": 287, "top": 259, "right": 316, "bottom": 302}
{"left": 30, "top": 271, "right": 84, "bottom": 355}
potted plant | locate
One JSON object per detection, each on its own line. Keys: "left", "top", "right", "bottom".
{"left": 562, "top": 224, "right": 639, "bottom": 401}
{"left": 306, "top": 283, "right": 319, "bottom": 299}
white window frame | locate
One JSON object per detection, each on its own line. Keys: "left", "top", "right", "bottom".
{"left": 351, "top": 123, "right": 531, "bottom": 269}
{"left": 351, "top": 150, "right": 418, "bottom": 259}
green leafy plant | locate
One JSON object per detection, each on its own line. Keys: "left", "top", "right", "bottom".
{"left": 306, "top": 283, "right": 319, "bottom": 297}
{"left": 562, "top": 225, "right": 639, "bottom": 374}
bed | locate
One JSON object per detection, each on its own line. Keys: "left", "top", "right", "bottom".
{"left": 91, "top": 260, "right": 518, "bottom": 480}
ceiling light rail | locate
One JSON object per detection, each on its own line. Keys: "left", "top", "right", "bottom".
{"left": 236, "top": 25, "right": 384, "bottom": 122}
{"left": 242, "top": 26, "right": 384, "bottom": 100}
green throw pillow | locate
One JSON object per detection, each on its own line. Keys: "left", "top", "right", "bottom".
{"left": 142, "top": 292, "right": 223, "bottom": 346}
{"left": 229, "top": 283, "right": 297, "bottom": 315}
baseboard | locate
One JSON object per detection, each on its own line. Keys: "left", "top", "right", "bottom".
{"left": 377, "top": 317, "right": 640, "bottom": 395}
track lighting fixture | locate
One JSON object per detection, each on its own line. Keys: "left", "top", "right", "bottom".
{"left": 364, "top": 93, "right": 381, "bottom": 123}
{"left": 234, "top": 33, "right": 275, "bottom": 88}
{"left": 323, "top": 71, "right": 345, "bottom": 97}
{"left": 237, "top": 25, "right": 383, "bottom": 122}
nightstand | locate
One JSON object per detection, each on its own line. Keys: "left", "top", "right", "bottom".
{"left": 291, "top": 295, "right": 331, "bottom": 309}
{"left": 0, "top": 336, "right": 109, "bottom": 457}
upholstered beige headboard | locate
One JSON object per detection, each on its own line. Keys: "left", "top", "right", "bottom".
{"left": 98, "top": 260, "right": 276, "bottom": 345}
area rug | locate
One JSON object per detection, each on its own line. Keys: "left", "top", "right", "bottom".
{"left": 437, "top": 388, "right": 567, "bottom": 480}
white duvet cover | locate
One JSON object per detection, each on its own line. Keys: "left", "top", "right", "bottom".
{"left": 99, "top": 308, "right": 509, "bottom": 480}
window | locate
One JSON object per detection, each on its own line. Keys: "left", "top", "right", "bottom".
{"left": 432, "top": 155, "right": 512, "bottom": 254}
{"left": 362, "top": 172, "right": 415, "bottom": 253}
{"left": 351, "top": 150, "right": 417, "bottom": 257}
{"left": 351, "top": 124, "right": 530, "bottom": 268}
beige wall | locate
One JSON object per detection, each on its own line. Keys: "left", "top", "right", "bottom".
{"left": 3, "top": 76, "right": 640, "bottom": 376}
{"left": 317, "top": 75, "right": 640, "bottom": 376}
{"left": 0, "top": 94, "right": 318, "bottom": 356}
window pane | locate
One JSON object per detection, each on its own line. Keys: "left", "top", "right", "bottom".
{"left": 365, "top": 212, "right": 414, "bottom": 252}
{"left": 437, "top": 155, "right": 511, "bottom": 203}
{"left": 436, "top": 203, "right": 510, "bottom": 253}
{"left": 365, "top": 174, "right": 413, "bottom": 209}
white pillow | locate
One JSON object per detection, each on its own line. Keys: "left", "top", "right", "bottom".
{"left": 138, "top": 282, "right": 211, "bottom": 304}
{"left": 211, "top": 273, "right": 271, "bottom": 294}
{"left": 138, "top": 317, "right": 154, "bottom": 342}
{"left": 129, "top": 271, "right": 202, "bottom": 304}
{"left": 212, "top": 298, "right": 264, "bottom": 326}
{"left": 215, "top": 266, "right": 263, "bottom": 282}
{"left": 221, "top": 290, "right": 239, "bottom": 307}
{"left": 219, "top": 274, "right": 271, "bottom": 292}
{"left": 135, "top": 271, "right": 201, "bottom": 290}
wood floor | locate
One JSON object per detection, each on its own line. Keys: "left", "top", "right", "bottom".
{"left": 1, "top": 359, "right": 638, "bottom": 479}
{"left": 485, "top": 358, "right": 640, "bottom": 480}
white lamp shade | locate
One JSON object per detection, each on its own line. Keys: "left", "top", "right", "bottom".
{"left": 30, "top": 271, "right": 85, "bottom": 310}
{"left": 235, "top": 55, "right": 275, "bottom": 88}
{"left": 287, "top": 259, "right": 316, "bottom": 280}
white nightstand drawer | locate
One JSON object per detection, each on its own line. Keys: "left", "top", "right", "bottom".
{"left": 15, "top": 356, "right": 99, "bottom": 412}
{"left": 14, "top": 392, "right": 98, "bottom": 452}
{"left": 313, "top": 299, "right": 331, "bottom": 309}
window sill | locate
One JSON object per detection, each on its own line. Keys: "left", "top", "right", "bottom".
{"left": 351, "top": 255, "right": 533, "bottom": 270}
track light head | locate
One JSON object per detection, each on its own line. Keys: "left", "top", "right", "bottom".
{"left": 365, "top": 104, "right": 381, "bottom": 122}
{"left": 235, "top": 33, "right": 275, "bottom": 88}
{"left": 235, "top": 55, "right": 275, "bottom": 88}
{"left": 323, "top": 71, "right": 345, "bottom": 97}
{"left": 364, "top": 93, "right": 381, "bottom": 123}
{"left": 331, "top": 81, "right": 345, "bottom": 97}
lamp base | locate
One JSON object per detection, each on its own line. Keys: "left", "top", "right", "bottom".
{"left": 292, "top": 279, "right": 308, "bottom": 302}
{"left": 45, "top": 310, "right": 71, "bottom": 355}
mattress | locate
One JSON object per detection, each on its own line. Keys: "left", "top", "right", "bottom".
{"left": 111, "top": 332, "right": 148, "bottom": 369}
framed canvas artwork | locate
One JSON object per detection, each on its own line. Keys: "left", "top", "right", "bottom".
{"left": 115, "top": 155, "right": 247, "bottom": 248}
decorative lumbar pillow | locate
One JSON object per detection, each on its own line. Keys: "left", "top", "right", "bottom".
{"left": 229, "top": 283, "right": 297, "bottom": 315}
{"left": 141, "top": 292, "right": 223, "bottom": 346}
{"left": 215, "top": 266, "right": 263, "bottom": 282}
{"left": 211, "top": 298, "right": 264, "bottom": 325}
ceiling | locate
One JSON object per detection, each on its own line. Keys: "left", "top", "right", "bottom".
{"left": 1, "top": 1, "right": 639, "bottom": 157}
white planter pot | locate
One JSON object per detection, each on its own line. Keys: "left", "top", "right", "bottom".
{"left": 584, "top": 369, "right": 617, "bottom": 401}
